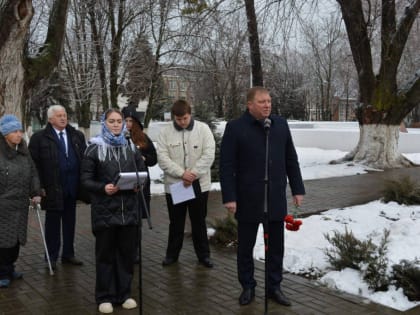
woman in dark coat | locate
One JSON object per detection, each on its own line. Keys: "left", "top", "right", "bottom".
{"left": 122, "top": 106, "right": 157, "bottom": 263}
{"left": 121, "top": 106, "right": 157, "bottom": 218}
{"left": 0, "top": 115, "right": 41, "bottom": 288}
{"left": 81, "top": 109, "right": 146, "bottom": 314}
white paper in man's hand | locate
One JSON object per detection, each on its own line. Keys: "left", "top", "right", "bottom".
{"left": 169, "top": 181, "right": 195, "bottom": 204}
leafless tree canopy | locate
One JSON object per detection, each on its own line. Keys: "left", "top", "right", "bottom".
{"left": 1, "top": 0, "right": 419, "bottom": 135}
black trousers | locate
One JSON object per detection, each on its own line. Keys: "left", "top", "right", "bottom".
{"left": 165, "top": 191, "right": 210, "bottom": 261}
{"left": 237, "top": 220, "right": 284, "bottom": 293}
{"left": 94, "top": 225, "right": 137, "bottom": 305}
{"left": 0, "top": 242, "right": 20, "bottom": 280}
{"left": 44, "top": 197, "right": 77, "bottom": 262}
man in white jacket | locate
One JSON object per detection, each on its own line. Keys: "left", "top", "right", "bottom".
{"left": 157, "top": 99, "right": 215, "bottom": 268}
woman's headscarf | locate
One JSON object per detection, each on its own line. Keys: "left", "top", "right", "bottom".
{"left": 100, "top": 112, "right": 128, "bottom": 146}
{"left": 87, "top": 111, "right": 132, "bottom": 162}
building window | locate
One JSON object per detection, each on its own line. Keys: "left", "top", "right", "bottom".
{"left": 168, "top": 90, "right": 177, "bottom": 98}
{"left": 168, "top": 80, "right": 177, "bottom": 91}
{"left": 179, "top": 81, "right": 187, "bottom": 91}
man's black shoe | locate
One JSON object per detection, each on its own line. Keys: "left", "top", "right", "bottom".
{"left": 162, "top": 257, "right": 177, "bottom": 266}
{"left": 239, "top": 288, "right": 255, "bottom": 305}
{"left": 198, "top": 257, "right": 214, "bottom": 268}
{"left": 268, "top": 289, "right": 292, "bottom": 306}
{"left": 62, "top": 257, "right": 83, "bottom": 266}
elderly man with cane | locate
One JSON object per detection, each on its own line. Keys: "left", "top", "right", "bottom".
{"left": 29, "top": 105, "right": 87, "bottom": 270}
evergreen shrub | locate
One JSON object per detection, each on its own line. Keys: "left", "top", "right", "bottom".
{"left": 392, "top": 259, "right": 420, "bottom": 301}
{"left": 382, "top": 176, "right": 420, "bottom": 205}
{"left": 209, "top": 214, "right": 237, "bottom": 247}
{"left": 324, "top": 228, "right": 391, "bottom": 291}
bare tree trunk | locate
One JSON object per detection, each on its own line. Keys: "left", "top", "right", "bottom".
{"left": 0, "top": 0, "right": 33, "bottom": 119}
{"left": 63, "top": 0, "right": 95, "bottom": 130}
{"left": 108, "top": 0, "right": 124, "bottom": 108}
{"left": 335, "top": 0, "right": 420, "bottom": 169}
{"left": 88, "top": 1, "right": 109, "bottom": 111}
{"left": 144, "top": 62, "right": 160, "bottom": 128}
{"left": 1, "top": 0, "right": 69, "bottom": 126}
{"left": 25, "top": 0, "right": 69, "bottom": 87}
{"left": 333, "top": 124, "right": 414, "bottom": 168}
{"left": 244, "top": 0, "right": 263, "bottom": 87}
{"left": 143, "top": 0, "right": 171, "bottom": 128}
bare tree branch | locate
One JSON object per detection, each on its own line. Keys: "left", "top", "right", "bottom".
{"left": 336, "top": 0, "right": 375, "bottom": 105}
{"left": 26, "top": 0, "right": 69, "bottom": 87}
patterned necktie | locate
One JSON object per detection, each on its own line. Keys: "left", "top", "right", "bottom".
{"left": 59, "top": 131, "right": 67, "bottom": 157}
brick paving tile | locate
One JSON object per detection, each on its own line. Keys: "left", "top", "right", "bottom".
{"left": 1, "top": 167, "right": 420, "bottom": 314}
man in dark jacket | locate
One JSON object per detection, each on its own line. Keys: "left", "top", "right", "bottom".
{"left": 220, "top": 87, "right": 305, "bottom": 306}
{"left": 29, "top": 105, "right": 87, "bottom": 269}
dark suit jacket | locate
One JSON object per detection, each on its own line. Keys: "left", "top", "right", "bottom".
{"left": 219, "top": 110, "right": 305, "bottom": 222}
{"left": 29, "top": 123, "right": 87, "bottom": 210}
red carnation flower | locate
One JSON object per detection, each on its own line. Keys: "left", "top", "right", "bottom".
{"left": 284, "top": 208, "right": 303, "bottom": 231}
{"left": 294, "top": 220, "right": 303, "bottom": 226}
{"left": 284, "top": 214, "right": 294, "bottom": 224}
{"left": 286, "top": 223, "right": 299, "bottom": 231}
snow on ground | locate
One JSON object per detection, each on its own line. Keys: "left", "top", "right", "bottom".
{"left": 147, "top": 120, "right": 420, "bottom": 311}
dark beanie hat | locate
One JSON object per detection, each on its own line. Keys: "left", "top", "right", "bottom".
{"left": 0, "top": 114, "right": 23, "bottom": 136}
{"left": 121, "top": 106, "right": 143, "bottom": 130}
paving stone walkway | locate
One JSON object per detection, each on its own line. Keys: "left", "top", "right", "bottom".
{"left": 1, "top": 167, "right": 420, "bottom": 314}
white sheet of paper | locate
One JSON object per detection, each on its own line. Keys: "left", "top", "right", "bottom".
{"left": 169, "top": 181, "right": 195, "bottom": 204}
{"left": 114, "top": 172, "right": 148, "bottom": 190}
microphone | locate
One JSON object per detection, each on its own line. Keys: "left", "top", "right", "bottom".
{"left": 264, "top": 118, "right": 271, "bottom": 130}
{"left": 124, "top": 130, "right": 132, "bottom": 146}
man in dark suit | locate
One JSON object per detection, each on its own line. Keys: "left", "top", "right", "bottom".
{"left": 29, "top": 105, "right": 87, "bottom": 269}
{"left": 219, "top": 87, "right": 305, "bottom": 306}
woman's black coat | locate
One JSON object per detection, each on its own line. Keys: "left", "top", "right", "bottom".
{"left": 138, "top": 135, "right": 157, "bottom": 218}
{"left": 0, "top": 135, "right": 40, "bottom": 247}
{"left": 81, "top": 142, "right": 146, "bottom": 232}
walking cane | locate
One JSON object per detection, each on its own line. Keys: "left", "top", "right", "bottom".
{"left": 33, "top": 203, "right": 54, "bottom": 276}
